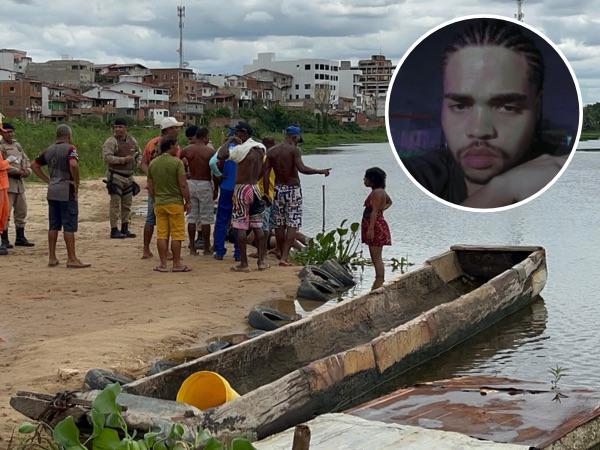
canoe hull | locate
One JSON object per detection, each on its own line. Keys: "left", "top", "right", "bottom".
{"left": 200, "top": 246, "right": 547, "bottom": 438}
{"left": 11, "top": 245, "right": 547, "bottom": 441}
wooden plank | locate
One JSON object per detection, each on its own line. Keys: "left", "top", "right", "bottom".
{"left": 254, "top": 414, "right": 529, "bottom": 449}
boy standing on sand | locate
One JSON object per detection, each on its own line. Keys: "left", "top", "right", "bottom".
{"left": 147, "top": 136, "right": 191, "bottom": 273}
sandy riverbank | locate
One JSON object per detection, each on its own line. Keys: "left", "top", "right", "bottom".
{"left": 0, "top": 178, "right": 299, "bottom": 442}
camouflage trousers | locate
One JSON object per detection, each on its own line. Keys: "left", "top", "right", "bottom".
{"left": 108, "top": 173, "right": 133, "bottom": 228}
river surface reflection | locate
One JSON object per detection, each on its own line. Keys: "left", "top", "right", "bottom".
{"left": 299, "top": 144, "right": 600, "bottom": 388}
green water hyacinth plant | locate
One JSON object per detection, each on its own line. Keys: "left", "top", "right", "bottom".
{"left": 11, "top": 383, "right": 256, "bottom": 450}
{"left": 291, "top": 220, "right": 361, "bottom": 266}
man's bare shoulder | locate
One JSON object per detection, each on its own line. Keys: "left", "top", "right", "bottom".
{"left": 182, "top": 143, "right": 203, "bottom": 154}
{"left": 268, "top": 142, "right": 296, "bottom": 156}
{"left": 198, "top": 144, "right": 215, "bottom": 159}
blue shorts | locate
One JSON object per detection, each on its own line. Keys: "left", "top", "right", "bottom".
{"left": 146, "top": 194, "right": 156, "bottom": 226}
{"left": 262, "top": 205, "right": 272, "bottom": 231}
{"left": 48, "top": 199, "right": 78, "bottom": 232}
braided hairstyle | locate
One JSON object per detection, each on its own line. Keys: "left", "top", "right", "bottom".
{"left": 442, "top": 18, "right": 545, "bottom": 94}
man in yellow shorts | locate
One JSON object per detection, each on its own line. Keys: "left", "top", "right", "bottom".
{"left": 147, "top": 136, "right": 191, "bottom": 272}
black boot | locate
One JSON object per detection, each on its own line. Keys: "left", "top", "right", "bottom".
{"left": 14, "top": 227, "right": 34, "bottom": 247}
{"left": 110, "top": 227, "right": 126, "bottom": 239}
{"left": 0, "top": 241, "right": 7, "bottom": 255}
{"left": 121, "top": 222, "right": 136, "bottom": 238}
{"left": 1, "top": 230, "right": 13, "bottom": 249}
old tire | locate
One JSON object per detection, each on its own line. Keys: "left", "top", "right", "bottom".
{"left": 321, "top": 260, "right": 355, "bottom": 286}
{"left": 248, "top": 305, "right": 293, "bottom": 331}
{"left": 298, "top": 265, "right": 345, "bottom": 289}
{"left": 84, "top": 368, "right": 134, "bottom": 390}
{"left": 297, "top": 279, "right": 336, "bottom": 302}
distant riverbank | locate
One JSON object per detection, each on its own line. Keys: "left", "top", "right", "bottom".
{"left": 580, "top": 130, "right": 600, "bottom": 140}
{"left": 301, "top": 127, "right": 387, "bottom": 152}
{"left": 5, "top": 119, "right": 387, "bottom": 179}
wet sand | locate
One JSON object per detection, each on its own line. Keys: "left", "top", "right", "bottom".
{"left": 0, "top": 178, "right": 299, "bottom": 442}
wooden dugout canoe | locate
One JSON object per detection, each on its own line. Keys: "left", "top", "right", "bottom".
{"left": 12, "top": 245, "right": 547, "bottom": 440}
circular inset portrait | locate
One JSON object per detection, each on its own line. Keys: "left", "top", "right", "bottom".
{"left": 386, "top": 15, "right": 581, "bottom": 211}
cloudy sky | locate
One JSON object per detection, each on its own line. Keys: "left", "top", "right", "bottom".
{"left": 2, "top": 0, "right": 600, "bottom": 104}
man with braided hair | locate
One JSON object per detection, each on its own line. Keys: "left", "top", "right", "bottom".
{"left": 402, "top": 18, "right": 569, "bottom": 208}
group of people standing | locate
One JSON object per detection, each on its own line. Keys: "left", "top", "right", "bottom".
{"left": 0, "top": 115, "right": 393, "bottom": 284}
{"left": 131, "top": 117, "right": 331, "bottom": 273}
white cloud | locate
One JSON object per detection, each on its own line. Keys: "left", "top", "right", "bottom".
{"left": 0, "top": 0, "right": 598, "bottom": 103}
{"left": 244, "top": 11, "right": 274, "bottom": 23}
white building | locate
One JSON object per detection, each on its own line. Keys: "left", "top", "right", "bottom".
{"left": 109, "top": 81, "right": 169, "bottom": 106}
{"left": 338, "top": 60, "right": 363, "bottom": 112}
{"left": 0, "top": 69, "right": 17, "bottom": 81}
{"left": 0, "top": 49, "right": 31, "bottom": 73}
{"left": 83, "top": 87, "right": 139, "bottom": 109}
{"left": 243, "top": 52, "right": 340, "bottom": 104}
{"left": 197, "top": 82, "right": 219, "bottom": 98}
{"left": 197, "top": 73, "right": 227, "bottom": 87}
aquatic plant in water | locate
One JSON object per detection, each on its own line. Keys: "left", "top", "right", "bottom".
{"left": 291, "top": 220, "right": 360, "bottom": 266}
{"left": 549, "top": 364, "right": 569, "bottom": 402}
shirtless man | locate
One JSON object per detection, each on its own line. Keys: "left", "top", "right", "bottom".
{"left": 180, "top": 127, "right": 216, "bottom": 255}
{"left": 217, "top": 121, "right": 267, "bottom": 272}
{"left": 264, "top": 125, "right": 331, "bottom": 266}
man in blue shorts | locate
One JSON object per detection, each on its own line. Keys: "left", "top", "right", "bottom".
{"left": 31, "top": 124, "right": 90, "bottom": 268}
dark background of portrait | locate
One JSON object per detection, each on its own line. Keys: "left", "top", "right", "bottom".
{"left": 388, "top": 18, "right": 580, "bottom": 157}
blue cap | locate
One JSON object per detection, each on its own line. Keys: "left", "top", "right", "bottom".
{"left": 285, "top": 125, "right": 302, "bottom": 136}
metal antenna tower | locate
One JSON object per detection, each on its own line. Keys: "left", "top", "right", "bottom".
{"left": 177, "top": 5, "right": 185, "bottom": 68}
{"left": 515, "top": 0, "right": 524, "bottom": 21}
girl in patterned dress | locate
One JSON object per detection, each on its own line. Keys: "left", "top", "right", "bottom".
{"left": 361, "top": 167, "right": 392, "bottom": 285}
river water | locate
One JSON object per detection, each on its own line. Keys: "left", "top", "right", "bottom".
{"left": 299, "top": 143, "right": 600, "bottom": 389}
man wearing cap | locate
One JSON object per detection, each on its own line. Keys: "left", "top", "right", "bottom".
{"left": 264, "top": 125, "right": 331, "bottom": 266}
{"left": 140, "top": 116, "right": 183, "bottom": 259}
{"left": 217, "top": 121, "right": 268, "bottom": 272}
{"left": 0, "top": 122, "right": 34, "bottom": 249}
{"left": 102, "top": 118, "right": 141, "bottom": 239}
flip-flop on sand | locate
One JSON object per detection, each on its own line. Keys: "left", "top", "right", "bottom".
{"left": 172, "top": 265, "right": 192, "bottom": 272}
{"left": 66, "top": 262, "right": 91, "bottom": 269}
{"left": 230, "top": 265, "right": 251, "bottom": 273}
{"left": 258, "top": 263, "right": 271, "bottom": 271}
{"left": 153, "top": 266, "right": 169, "bottom": 272}
{"left": 48, "top": 260, "right": 60, "bottom": 267}
{"left": 278, "top": 261, "right": 293, "bottom": 267}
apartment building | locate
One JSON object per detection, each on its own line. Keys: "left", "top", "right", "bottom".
{"left": 0, "top": 79, "right": 42, "bottom": 121}
{"left": 358, "top": 54, "right": 394, "bottom": 118}
{"left": 339, "top": 60, "right": 363, "bottom": 112}
{"left": 0, "top": 49, "right": 32, "bottom": 74}
{"left": 27, "top": 59, "right": 95, "bottom": 87}
{"left": 243, "top": 53, "right": 340, "bottom": 105}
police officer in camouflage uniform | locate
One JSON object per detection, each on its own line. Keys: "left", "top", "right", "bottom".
{"left": 102, "top": 118, "right": 140, "bottom": 239}
{"left": 0, "top": 122, "right": 34, "bottom": 248}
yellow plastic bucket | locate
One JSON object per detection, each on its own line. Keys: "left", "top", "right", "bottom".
{"left": 176, "top": 371, "right": 240, "bottom": 409}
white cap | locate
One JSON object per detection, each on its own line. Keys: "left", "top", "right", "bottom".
{"left": 160, "top": 117, "right": 184, "bottom": 130}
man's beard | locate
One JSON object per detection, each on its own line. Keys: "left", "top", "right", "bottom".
{"left": 452, "top": 141, "right": 510, "bottom": 185}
